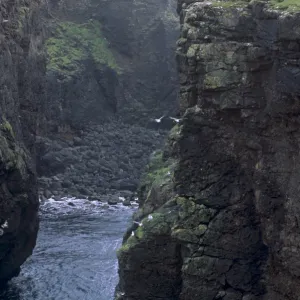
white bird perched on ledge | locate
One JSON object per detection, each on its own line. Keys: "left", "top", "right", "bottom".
{"left": 133, "top": 221, "right": 143, "bottom": 227}
{"left": 169, "top": 116, "right": 180, "bottom": 123}
{"left": 1, "top": 221, "right": 8, "bottom": 229}
{"left": 148, "top": 215, "right": 153, "bottom": 220}
{"left": 131, "top": 231, "right": 135, "bottom": 237}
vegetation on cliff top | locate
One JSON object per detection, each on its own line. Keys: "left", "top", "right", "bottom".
{"left": 46, "top": 20, "right": 120, "bottom": 77}
{"left": 210, "top": 0, "right": 300, "bottom": 11}
{"left": 270, "top": 0, "right": 300, "bottom": 11}
{"left": 211, "top": 0, "right": 249, "bottom": 8}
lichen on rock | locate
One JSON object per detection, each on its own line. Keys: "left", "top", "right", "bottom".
{"left": 0, "top": 0, "right": 43, "bottom": 284}
{"left": 46, "top": 20, "right": 120, "bottom": 77}
{"left": 116, "top": 0, "right": 300, "bottom": 299}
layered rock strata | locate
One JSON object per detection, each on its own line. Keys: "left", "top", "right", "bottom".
{"left": 0, "top": 0, "right": 44, "bottom": 283}
{"left": 116, "top": 1, "right": 300, "bottom": 299}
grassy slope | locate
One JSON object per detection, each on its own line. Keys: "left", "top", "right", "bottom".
{"left": 46, "top": 21, "right": 120, "bottom": 77}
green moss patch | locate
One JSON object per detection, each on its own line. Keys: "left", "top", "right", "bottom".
{"left": 1, "top": 120, "right": 15, "bottom": 139}
{"left": 117, "top": 212, "right": 174, "bottom": 256}
{"left": 144, "top": 151, "right": 171, "bottom": 183}
{"left": 211, "top": 0, "right": 250, "bottom": 8}
{"left": 269, "top": 0, "right": 300, "bottom": 11}
{"left": 138, "top": 150, "right": 173, "bottom": 201}
{"left": 211, "top": 0, "right": 300, "bottom": 11}
{"left": 46, "top": 21, "right": 120, "bottom": 76}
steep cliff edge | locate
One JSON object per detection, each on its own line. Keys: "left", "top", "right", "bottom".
{"left": 36, "top": 0, "right": 179, "bottom": 200}
{"left": 116, "top": 1, "right": 300, "bottom": 299}
{"left": 42, "top": 0, "right": 178, "bottom": 127}
{"left": 0, "top": 0, "right": 44, "bottom": 283}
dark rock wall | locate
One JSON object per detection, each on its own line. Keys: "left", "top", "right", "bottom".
{"left": 0, "top": 0, "right": 45, "bottom": 283}
{"left": 42, "top": 0, "right": 179, "bottom": 129}
{"left": 36, "top": 0, "right": 180, "bottom": 199}
{"left": 116, "top": 1, "right": 300, "bottom": 299}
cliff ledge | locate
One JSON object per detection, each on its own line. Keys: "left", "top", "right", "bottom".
{"left": 116, "top": 1, "right": 300, "bottom": 299}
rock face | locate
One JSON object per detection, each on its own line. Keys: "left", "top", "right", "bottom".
{"left": 43, "top": 0, "right": 178, "bottom": 126}
{"left": 36, "top": 0, "right": 179, "bottom": 199}
{"left": 116, "top": 1, "right": 300, "bottom": 299}
{"left": 0, "top": 0, "right": 44, "bottom": 283}
{"left": 37, "top": 122, "right": 166, "bottom": 200}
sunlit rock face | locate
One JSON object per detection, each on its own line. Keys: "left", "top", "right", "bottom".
{"left": 0, "top": 0, "right": 45, "bottom": 283}
{"left": 116, "top": 1, "right": 300, "bottom": 299}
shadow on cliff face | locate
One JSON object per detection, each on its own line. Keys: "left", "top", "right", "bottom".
{"left": 115, "top": 109, "right": 270, "bottom": 299}
{"left": 42, "top": 0, "right": 179, "bottom": 128}
{"left": 45, "top": 61, "right": 119, "bottom": 130}
{"left": 0, "top": 0, "right": 44, "bottom": 287}
{"left": 0, "top": 282, "right": 22, "bottom": 299}
{"left": 116, "top": 1, "right": 300, "bottom": 298}
{"left": 34, "top": 0, "right": 179, "bottom": 201}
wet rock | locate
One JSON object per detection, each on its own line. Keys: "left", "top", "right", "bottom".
{"left": 122, "top": 199, "right": 131, "bottom": 206}
{"left": 119, "top": 190, "right": 133, "bottom": 199}
{"left": 44, "top": 190, "right": 52, "bottom": 199}
{"left": 108, "top": 196, "right": 119, "bottom": 205}
{"left": 37, "top": 122, "right": 167, "bottom": 199}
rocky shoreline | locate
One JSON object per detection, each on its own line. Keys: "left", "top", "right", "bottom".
{"left": 37, "top": 119, "right": 170, "bottom": 204}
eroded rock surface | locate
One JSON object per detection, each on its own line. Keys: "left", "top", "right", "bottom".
{"left": 116, "top": 1, "right": 300, "bottom": 299}
{"left": 35, "top": 0, "right": 179, "bottom": 200}
{"left": 0, "top": 0, "right": 44, "bottom": 284}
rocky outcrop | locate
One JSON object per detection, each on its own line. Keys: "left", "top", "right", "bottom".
{"left": 36, "top": 0, "right": 179, "bottom": 200}
{"left": 0, "top": 0, "right": 44, "bottom": 284}
{"left": 37, "top": 122, "right": 165, "bottom": 200}
{"left": 116, "top": 1, "right": 300, "bottom": 299}
{"left": 42, "top": 0, "right": 179, "bottom": 127}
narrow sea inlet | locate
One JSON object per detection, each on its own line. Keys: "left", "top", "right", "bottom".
{"left": 0, "top": 199, "right": 134, "bottom": 300}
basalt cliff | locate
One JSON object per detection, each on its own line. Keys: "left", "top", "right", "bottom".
{"left": 0, "top": 0, "right": 179, "bottom": 284}
{"left": 37, "top": 0, "right": 179, "bottom": 201}
{"left": 116, "top": 1, "right": 300, "bottom": 299}
{"left": 0, "top": 0, "right": 44, "bottom": 284}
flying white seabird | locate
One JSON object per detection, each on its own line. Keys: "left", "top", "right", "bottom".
{"left": 154, "top": 115, "right": 165, "bottom": 123}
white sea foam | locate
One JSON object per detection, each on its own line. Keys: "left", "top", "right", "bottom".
{"left": 39, "top": 196, "right": 137, "bottom": 216}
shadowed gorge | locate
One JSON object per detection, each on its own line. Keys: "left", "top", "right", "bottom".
{"left": 1, "top": 0, "right": 300, "bottom": 299}
{"left": 0, "top": 0, "right": 179, "bottom": 295}
{"left": 36, "top": 0, "right": 179, "bottom": 201}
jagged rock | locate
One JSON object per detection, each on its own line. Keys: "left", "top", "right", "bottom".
{"left": 122, "top": 199, "right": 131, "bottom": 207}
{"left": 116, "top": 1, "right": 300, "bottom": 299}
{"left": 0, "top": 0, "right": 45, "bottom": 284}
{"left": 108, "top": 196, "right": 119, "bottom": 206}
{"left": 42, "top": 0, "right": 178, "bottom": 128}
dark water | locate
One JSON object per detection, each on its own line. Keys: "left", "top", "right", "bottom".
{"left": 0, "top": 199, "right": 134, "bottom": 300}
